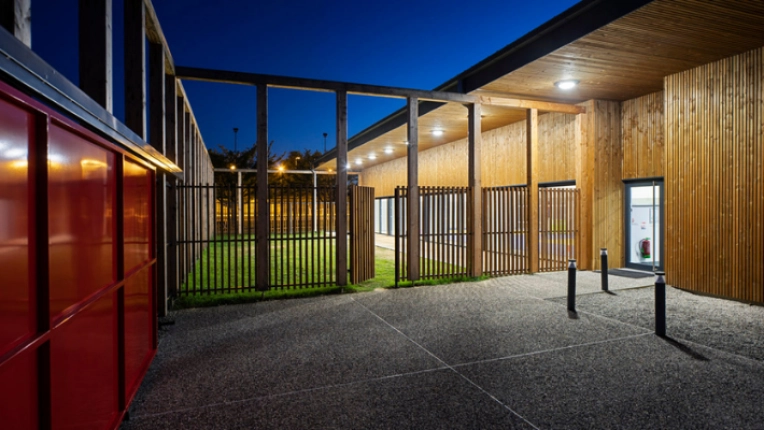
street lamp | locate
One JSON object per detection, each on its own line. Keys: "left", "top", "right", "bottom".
{"left": 323, "top": 132, "right": 328, "bottom": 153}
{"left": 233, "top": 127, "right": 239, "bottom": 152}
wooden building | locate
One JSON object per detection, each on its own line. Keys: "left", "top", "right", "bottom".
{"left": 317, "top": 0, "right": 764, "bottom": 304}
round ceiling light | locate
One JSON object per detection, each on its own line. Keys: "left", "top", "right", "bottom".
{"left": 384, "top": 147, "right": 393, "bottom": 154}
{"left": 554, "top": 80, "right": 579, "bottom": 90}
{"left": 432, "top": 129, "right": 444, "bottom": 137}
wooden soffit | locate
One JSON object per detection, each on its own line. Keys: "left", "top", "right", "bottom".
{"left": 318, "top": 0, "right": 764, "bottom": 171}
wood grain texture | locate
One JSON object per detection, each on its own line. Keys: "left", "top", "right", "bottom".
{"left": 363, "top": 111, "right": 577, "bottom": 196}
{"left": 350, "top": 186, "right": 375, "bottom": 283}
{"left": 622, "top": 91, "right": 664, "bottom": 179}
{"left": 665, "top": 46, "right": 763, "bottom": 303}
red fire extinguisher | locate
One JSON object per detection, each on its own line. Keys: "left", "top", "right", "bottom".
{"left": 638, "top": 238, "right": 651, "bottom": 259}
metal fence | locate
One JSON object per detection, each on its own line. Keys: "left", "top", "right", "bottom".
{"left": 538, "top": 187, "right": 579, "bottom": 272}
{"left": 395, "top": 186, "right": 471, "bottom": 283}
{"left": 175, "top": 184, "right": 339, "bottom": 295}
{"left": 482, "top": 186, "right": 529, "bottom": 275}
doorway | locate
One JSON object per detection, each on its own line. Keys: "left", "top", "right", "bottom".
{"left": 624, "top": 180, "right": 663, "bottom": 271}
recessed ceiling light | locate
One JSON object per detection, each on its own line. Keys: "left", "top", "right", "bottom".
{"left": 432, "top": 129, "right": 444, "bottom": 137}
{"left": 346, "top": 163, "right": 351, "bottom": 169}
{"left": 404, "top": 140, "right": 409, "bottom": 145}
{"left": 355, "top": 158, "right": 363, "bottom": 165}
{"left": 554, "top": 80, "right": 579, "bottom": 90}
{"left": 368, "top": 154, "right": 377, "bottom": 160}
{"left": 384, "top": 147, "right": 393, "bottom": 154}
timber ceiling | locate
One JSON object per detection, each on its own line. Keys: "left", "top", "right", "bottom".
{"left": 319, "top": 0, "right": 764, "bottom": 171}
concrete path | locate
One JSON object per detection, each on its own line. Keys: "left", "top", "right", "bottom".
{"left": 122, "top": 272, "right": 764, "bottom": 429}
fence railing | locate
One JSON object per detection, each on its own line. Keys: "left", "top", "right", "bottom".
{"left": 539, "top": 188, "right": 579, "bottom": 272}
{"left": 482, "top": 186, "right": 529, "bottom": 275}
{"left": 175, "top": 185, "right": 339, "bottom": 295}
{"left": 395, "top": 186, "right": 471, "bottom": 283}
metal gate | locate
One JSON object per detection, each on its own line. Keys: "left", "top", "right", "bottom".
{"left": 174, "top": 184, "right": 376, "bottom": 295}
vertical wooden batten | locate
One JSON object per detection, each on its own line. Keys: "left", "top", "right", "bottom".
{"left": 468, "top": 103, "right": 482, "bottom": 277}
{"left": 124, "top": 0, "right": 146, "bottom": 139}
{"left": 256, "top": 84, "right": 269, "bottom": 290}
{"left": 149, "top": 41, "right": 167, "bottom": 316}
{"left": 526, "top": 108, "right": 539, "bottom": 273}
{"left": 0, "top": 0, "right": 31, "bottom": 47}
{"left": 336, "top": 90, "right": 348, "bottom": 286}
{"left": 78, "top": 0, "right": 113, "bottom": 112}
{"left": 622, "top": 91, "right": 664, "bottom": 179}
{"left": 406, "top": 97, "right": 420, "bottom": 281}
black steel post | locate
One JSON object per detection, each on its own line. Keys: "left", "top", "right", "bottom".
{"left": 655, "top": 271, "right": 666, "bottom": 337}
{"left": 567, "top": 259, "right": 577, "bottom": 312}
{"left": 600, "top": 248, "right": 608, "bottom": 291}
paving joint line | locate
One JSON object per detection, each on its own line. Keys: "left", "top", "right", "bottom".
{"left": 450, "top": 332, "right": 653, "bottom": 369}
{"left": 129, "top": 366, "right": 449, "bottom": 421}
{"left": 350, "top": 296, "right": 542, "bottom": 430}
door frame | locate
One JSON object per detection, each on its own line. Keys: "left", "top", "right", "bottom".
{"left": 623, "top": 178, "right": 664, "bottom": 271}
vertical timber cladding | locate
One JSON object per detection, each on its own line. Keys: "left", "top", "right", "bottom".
{"left": 576, "top": 100, "right": 623, "bottom": 270}
{"left": 665, "top": 47, "right": 764, "bottom": 303}
{"left": 362, "top": 113, "right": 578, "bottom": 197}
{"left": 622, "top": 91, "right": 665, "bottom": 179}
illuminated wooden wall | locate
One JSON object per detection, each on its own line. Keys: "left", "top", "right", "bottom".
{"left": 622, "top": 91, "right": 665, "bottom": 179}
{"left": 362, "top": 112, "right": 578, "bottom": 196}
{"left": 665, "top": 47, "right": 764, "bottom": 303}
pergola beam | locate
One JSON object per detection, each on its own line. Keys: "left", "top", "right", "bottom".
{"left": 174, "top": 66, "right": 584, "bottom": 115}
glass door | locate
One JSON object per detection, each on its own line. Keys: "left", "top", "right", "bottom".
{"left": 625, "top": 180, "right": 663, "bottom": 271}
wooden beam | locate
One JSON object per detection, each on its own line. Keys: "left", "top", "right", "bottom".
{"left": 336, "top": 90, "right": 348, "bottom": 286}
{"left": 0, "top": 0, "right": 30, "bottom": 47}
{"left": 255, "top": 84, "right": 269, "bottom": 290}
{"left": 142, "top": 0, "right": 174, "bottom": 73}
{"left": 527, "top": 108, "right": 539, "bottom": 273}
{"left": 165, "top": 76, "right": 177, "bottom": 163}
{"left": 149, "top": 40, "right": 166, "bottom": 316}
{"left": 468, "top": 103, "right": 482, "bottom": 277}
{"left": 78, "top": 0, "right": 113, "bottom": 112}
{"left": 406, "top": 97, "right": 420, "bottom": 281}
{"left": 124, "top": 0, "right": 146, "bottom": 139}
{"left": 149, "top": 42, "right": 165, "bottom": 153}
{"left": 478, "top": 95, "right": 585, "bottom": 115}
{"left": 174, "top": 66, "right": 585, "bottom": 115}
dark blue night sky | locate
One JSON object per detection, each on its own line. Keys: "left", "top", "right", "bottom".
{"left": 31, "top": 0, "right": 579, "bottom": 157}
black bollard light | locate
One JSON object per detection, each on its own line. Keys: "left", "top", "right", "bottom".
{"left": 655, "top": 271, "right": 666, "bottom": 337}
{"left": 600, "top": 248, "right": 608, "bottom": 291}
{"left": 567, "top": 259, "right": 577, "bottom": 312}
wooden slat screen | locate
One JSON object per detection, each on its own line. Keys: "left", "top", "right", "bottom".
{"left": 350, "top": 186, "right": 375, "bottom": 284}
{"left": 538, "top": 188, "right": 580, "bottom": 272}
{"left": 482, "top": 186, "right": 528, "bottom": 275}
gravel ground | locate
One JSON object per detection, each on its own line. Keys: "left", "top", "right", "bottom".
{"left": 122, "top": 271, "right": 764, "bottom": 429}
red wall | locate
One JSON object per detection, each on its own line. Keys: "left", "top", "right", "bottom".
{"left": 0, "top": 81, "right": 157, "bottom": 429}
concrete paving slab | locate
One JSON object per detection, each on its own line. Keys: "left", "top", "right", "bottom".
{"left": 128, "top": 295, "right": 444, "bottom": 417}
{"left": 123, "top": 369, "right": 534, "bottom": 430}
{"left": 354, "top": 281, "right": 648, "bottom": 365}
{"left": 458, "top": 334, "right": 764, "bottom": 429}
{"left": 548, "top": 286, "right": 764, "bottom": 361}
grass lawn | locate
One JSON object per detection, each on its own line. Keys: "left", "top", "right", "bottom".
{"left": 174, "top": 240, "right": 485, "bottom": 309}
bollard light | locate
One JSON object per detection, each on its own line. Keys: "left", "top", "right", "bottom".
{"left": 600, "top": 248, "right": 609, "bottom": 291}
{"left": 568, "top": 259, "right": 577, "bottom": 312}
{"left": 655, "top": 271, "right": 666, "bottom": 337}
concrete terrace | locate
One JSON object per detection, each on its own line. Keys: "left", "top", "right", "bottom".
{"left": 122, "top": 272, "right": 764, "bottom": 429}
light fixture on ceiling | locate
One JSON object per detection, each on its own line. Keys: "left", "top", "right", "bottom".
{"left": 346, "top": 162, "right": 351, "bottom": 169}
{"left": 554, "top": 80, "right": 579, "bottom": 90}
{"left": 368, "top": 154, "right": 377, "bottom": 160}
{"left": 384, "top": 147, "right": 393, "bottom": 154}
{"left": 432, "top": 129, "right": 444, "bottom": 137}
{"left": 355, "top": 158, "right": 363, "bottom": 165}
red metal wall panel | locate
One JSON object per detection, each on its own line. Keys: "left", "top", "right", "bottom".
{"left": 124, "top": 159, "right": 152, "bottom": 273}
{"left": 0, "top": 349, "right": 37, "bottom": 429}
{"left": 124, "top": 265, "right": 153, "bottom": 401}
{"left": 0, "top": 80, "right": 157, "bottom": 430}
{"left": 51, "top": 293, "right": 118, "bottom": 429}
{"left": 0, "top": 97, "right": 34, "bottom": 355}
{"left": 48, "top": 124, "right": 116, "bottom": 321}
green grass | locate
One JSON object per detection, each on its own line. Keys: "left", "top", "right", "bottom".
{"left": 174, "top": 240, "right": 488, "bottom": 309}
